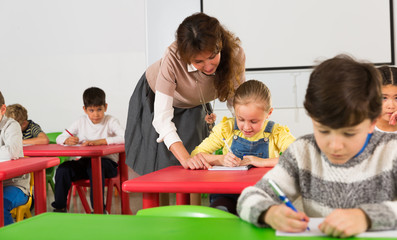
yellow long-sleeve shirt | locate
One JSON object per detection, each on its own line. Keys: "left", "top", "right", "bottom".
{"left": 191, "top": 117, "right": 295, "bottom": 158}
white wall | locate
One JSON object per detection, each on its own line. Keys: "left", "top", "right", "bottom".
{"left": 0, "top": 0, "right": 147, "bottom": 132}
{"left": 0, "top": 0, "right": 395, "bottom": 139}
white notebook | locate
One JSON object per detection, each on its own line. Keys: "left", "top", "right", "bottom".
{"left": 276, "top": 218, "right": 397, "bottom": 238}
{"left": 208, "top": 165, "right": 252, "bottom": 171}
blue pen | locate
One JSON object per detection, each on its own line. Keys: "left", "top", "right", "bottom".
{"left": 268, "top": 179, "right": 310, "bottom": 231}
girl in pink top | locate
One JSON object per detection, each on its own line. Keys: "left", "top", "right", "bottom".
{"left": 376, "top": 66, "right": 397, "bottom": 133}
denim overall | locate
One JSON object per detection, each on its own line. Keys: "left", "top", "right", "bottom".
{"left": 209, "top": 120, "right": 275, "bottom": 214}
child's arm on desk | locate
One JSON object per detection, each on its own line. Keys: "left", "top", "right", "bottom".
{"left": 319, "top": 209, "right": 369, "bottom": 238}
{"left": 23, "top": 132, "right": 49, "bottom": 145}
{"left": 240, "top": 156, "right": 278, "bottom": 168}
{"left": 81, "top": 139, "right": 107, "bottom": 146}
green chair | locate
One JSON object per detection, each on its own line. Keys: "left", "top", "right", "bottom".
{"left": 46, "top": 132, "right": 69, "bottom": 193}
{"left": 136, "top": 205, "right": 238, "bottom": 219}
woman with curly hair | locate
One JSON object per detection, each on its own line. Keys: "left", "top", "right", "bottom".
{"left": 125, "top": 12, "right": 246, "bottom": 178}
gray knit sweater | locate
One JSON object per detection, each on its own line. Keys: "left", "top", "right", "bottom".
{"left": 237, "top": 130, "right": 397, "bottom": 231}
{"left": 0, "top": 116, "right": 30, "bottom": 195}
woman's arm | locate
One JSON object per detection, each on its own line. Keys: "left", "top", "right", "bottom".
{"left": 170, "top": 142, "right": 211, "bottom": 169}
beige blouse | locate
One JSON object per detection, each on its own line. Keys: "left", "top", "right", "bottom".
{"left": 146, "top": 41, "right": 246, "bottom": 108}
{"left": 147, "top": 41, "right": 246, "bottom": 149}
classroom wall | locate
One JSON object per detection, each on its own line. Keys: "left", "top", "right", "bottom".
{"left": 0, "top": 0, "right": 395, "bottom": 139}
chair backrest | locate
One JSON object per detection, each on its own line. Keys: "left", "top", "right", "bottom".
{"left": 46, "top": 132, "right": 62, "bottom": 144}
{"left": 136, "top": 205, "right": 238, "bottom": 219}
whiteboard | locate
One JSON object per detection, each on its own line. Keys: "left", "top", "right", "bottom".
{"left": 203, "top": 0, "right": 394, "bottom": 70}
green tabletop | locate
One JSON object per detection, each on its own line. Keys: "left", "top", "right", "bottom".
{"left": 0, "top": 213, "right": 394, "bottom": 240}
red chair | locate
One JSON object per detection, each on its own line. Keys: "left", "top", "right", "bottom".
{"left": 66, "top": 168, "right": 120, "bottom": 214}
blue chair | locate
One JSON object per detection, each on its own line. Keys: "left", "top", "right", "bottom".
{"left": 136, "top": 205, "right": 238, "bottom": 219}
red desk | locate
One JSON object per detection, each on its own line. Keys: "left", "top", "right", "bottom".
{"left": 23, "top": 144, "right": 131, "bottom": 214}
{"left": 0, "top": 157, "right": 59, "bottom": 227}
{"left": 122, "top": 166, "right": 271, "bottom": 209}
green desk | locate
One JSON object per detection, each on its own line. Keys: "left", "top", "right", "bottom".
{"left": 0, "top": 213, "right": 395, "bottom": 240}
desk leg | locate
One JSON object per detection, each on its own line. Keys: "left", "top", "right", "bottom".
{"left": 91, "top": 156, "right": 103, "bottom": 214}
{"left": 34, "top": 169, "right": 46, "bottom": 215}
{"left": 0, "top": 181, "right": 3, "bottom": 227}
{"left": 119, "top": 152, "right": 132, "bottom": 214}
{"left": 176, "top": 193, "right": 190, "bottom": 205}
{"left": 142, "top": 193, "right": 159, "bottom": 209}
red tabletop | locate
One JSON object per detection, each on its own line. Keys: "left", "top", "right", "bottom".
{"left": 0, "top": 157, "right": 60, "bottom": 227}
{"left": 23, "top": 144, "right": 125, "bottom": 157}
{"left": 122, "top": 166, "right": 271, "bottom": 208}
{"left": 23, "top": 144, "right": 131, "bottom": 214}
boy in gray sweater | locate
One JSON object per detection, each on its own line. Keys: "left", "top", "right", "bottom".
{"left": 237, "top": 55, "right": 397, "bottom": 238}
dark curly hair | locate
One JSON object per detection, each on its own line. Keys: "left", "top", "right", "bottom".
{"left": 176, "top": 12, "right": 244, "bottom": 101}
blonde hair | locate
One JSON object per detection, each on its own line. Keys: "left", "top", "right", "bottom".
{"left": 5, "top": 104, "right": 28, "bottom": 125}
{"left": 233, "top": 80, "right": 272, "bottom": 111}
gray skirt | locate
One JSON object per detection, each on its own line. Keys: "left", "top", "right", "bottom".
{"left": 125, "top": 73, "right": 211, "bottom": 175}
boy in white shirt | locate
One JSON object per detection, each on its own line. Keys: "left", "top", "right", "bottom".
{"left": 51, "top": 87, "right": 124, "bottom": 213}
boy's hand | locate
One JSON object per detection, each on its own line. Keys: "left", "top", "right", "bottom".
{"left": 81, "top": 139, "right": 107, "bottom": 146}
{"left": 64, "top": 136, "right": 79, "bottom": 145}
{"left": 319, "top": 209, "right": 369, "bottom": 238}
{"left": 264, "top": 204, "right": 309, "bottom": 233}
{"left": 222, "top": 152, "right": 241, "bottom": 167}
{"left": 240, "top": 155, "right": 278, "bottom": 168}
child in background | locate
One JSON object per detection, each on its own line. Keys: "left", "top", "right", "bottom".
{"left": 237, "top": 55, "right": 397, "bottom": 238}
{"left": 191, "top": 79, "right": 295, "bottom": 214}
{"left": 5, "top": 104, "right": 49, "bottom": 145}
{"left": 376, "top": 66, "right": 397, "bottom": 132}
{"left": 0, "top": 91, "right": 30, "bottom": 225}
{"left": 51, "top": 87, "right": 124, "bottom": 213}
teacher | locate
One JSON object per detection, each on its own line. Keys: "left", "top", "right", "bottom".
{"left": 125, "top": 12, "right": 246, "bottom": 176}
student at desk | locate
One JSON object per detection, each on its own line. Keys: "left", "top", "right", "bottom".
{"left": 51, "top": 87, "right": 124, "bottom": 213}
{"left": 237, "top": 55, "right": 397, "bottom": 238}
{"left": 5, "top": 103, "right": 49, "bottom": 145}
{"left": 375, "top": 66, "right": 397, "bottom": 133}
{"left": 191, "top": 80, "right": 295, "bottom": 214}
{"left": 0, "top": 91, "right": 29, "bottom": 226}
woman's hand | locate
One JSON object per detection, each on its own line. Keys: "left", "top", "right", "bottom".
{"left": 319, "top": 209, "right": 369, "bottom": 238}
{"left": 185, "top": 154, "right": 212, "bottom": 170}
{"left": 64, "top": 136, "right": 79, "bottom": 145}
{"left": 205, "top": 113, "right": 216, "bottom": 125}
{"left": 240, "top": 156, "right": 278, "bottom": 168}
{"left": 389, "top": 111, "right": 397, "bottom": 125}
{"left": 264, "top": 205, "right": 309, "bottom": 233}
{"left": 222, "top": 152, "right": 241, "bottom": 167}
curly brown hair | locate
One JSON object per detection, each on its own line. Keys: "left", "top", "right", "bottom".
{"left": 176, "top": 12, "right": 244, "bottom": 101}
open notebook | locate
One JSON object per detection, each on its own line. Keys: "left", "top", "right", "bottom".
{"left": 276, "top": 218, "right": 397, "bottom": 238}
{"left": 208, "top": 165, "right": 253, "bottom": 171}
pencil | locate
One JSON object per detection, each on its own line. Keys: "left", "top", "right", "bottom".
{"left": 65, "top": 129, "right": 74, "bottom": 137}
{"left": 223, "top": 138, "right": 233, "bottom": 154}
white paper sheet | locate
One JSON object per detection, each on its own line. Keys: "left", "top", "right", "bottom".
{"left": 208, "top": 166, "right": 250, "bottom": 171}
{"left": 276, "top": 218, "right": 397, "bottom": 238}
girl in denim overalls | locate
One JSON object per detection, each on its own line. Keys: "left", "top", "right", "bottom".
{"left": 191, "top": 80, "right": 295, "bottom": 214}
